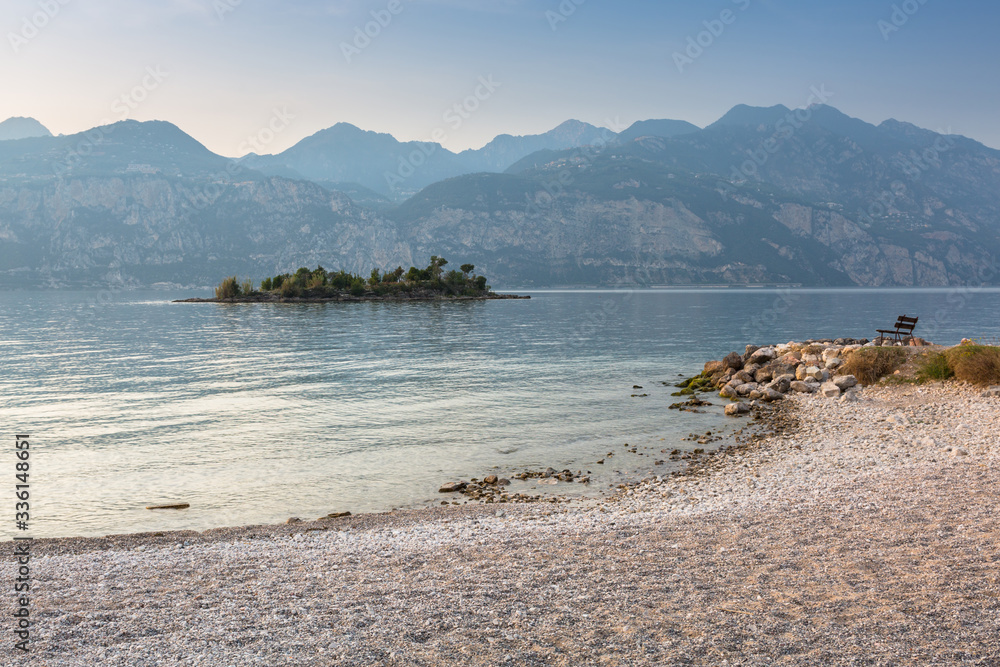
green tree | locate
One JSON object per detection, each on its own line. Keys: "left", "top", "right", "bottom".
{"left": 460, "top": 263, "right": 475, "bottom": 277}
{"left": 428, "top": 256, "right": 448, "bottom": 280}
{"left": 369, "top": 268, "right": 381, "bottom": 286}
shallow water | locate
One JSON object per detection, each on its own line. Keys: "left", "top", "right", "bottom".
{"left": 2, "top": 287, "right": 998, "bottom": 538}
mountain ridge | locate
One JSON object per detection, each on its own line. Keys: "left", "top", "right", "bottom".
{"left": 1, "top": 105, "right": 998, "bottom": 288}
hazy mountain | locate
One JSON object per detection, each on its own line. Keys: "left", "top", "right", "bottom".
{"left": 393, "top": 105, "right": 1000, "bottom": 286}
{"left": 1, "top": 108, "right": 999, "bottom": 288}
{"left": 0, "top": 120, "right": 232, "bottom": 180}
{"left": 0, "top": 117, "right": 52, "bottom": 141}
{"left": 459, "top": 120, "right": 613, "bottom": 172}
{"left": 244, "top": 123, "right": 469, "bottom": 201}
{"left": 247, "top": 119, "right": 621, "bottom": 200}
{"left": 0, "top": 122, "right": 408, "bottom": 287}
{"left": 616, "top": 119, "right": 700, "bottom": 142}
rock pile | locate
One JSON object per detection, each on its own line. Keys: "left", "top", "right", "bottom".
{"left": 438, "top": 468, "right": 591, "bottom": 505}
{"left": 702, "top": 339, "right": 872, "bottom": 414}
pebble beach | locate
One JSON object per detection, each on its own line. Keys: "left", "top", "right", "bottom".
{"left": 5, "top": 380, "right": 1000, "bottom": 665}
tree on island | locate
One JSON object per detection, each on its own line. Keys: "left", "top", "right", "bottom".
{"left": 214, "top": 256, "right": 492, "bottom": 300}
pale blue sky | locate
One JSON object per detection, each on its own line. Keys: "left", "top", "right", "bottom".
{"left": 1, "top": 0, "right": 997, "bottom": 156}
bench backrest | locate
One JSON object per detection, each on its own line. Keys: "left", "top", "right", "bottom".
{"left": 894, "top": 315, "right": 918, "bottom": 331}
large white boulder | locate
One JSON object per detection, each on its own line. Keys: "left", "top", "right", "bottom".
{"left": 820, "top": 381, "right": 842, "bottom": 398}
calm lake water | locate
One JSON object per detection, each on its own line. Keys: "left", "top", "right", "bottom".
{"left": 2, "top": 287, "right": 999, "bottom": 539}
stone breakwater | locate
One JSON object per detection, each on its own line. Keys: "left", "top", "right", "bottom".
{"left": 694, "top": 337, "right": 928, "bottom": 414}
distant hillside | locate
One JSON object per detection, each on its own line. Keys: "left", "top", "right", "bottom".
{"left": 0, "top": 117, "right": 52, "bottom": 141}
{"left": 1, "top": 107, "right": 999, "bottom": 288}
{"left": 616, "top": 119, "right": 700, "bottom": 142}
{"left": 247, "top": 119, "right": 620, "bottom": 200}
{"left": 458, "top": 120, "right": 612, "bottom": 172}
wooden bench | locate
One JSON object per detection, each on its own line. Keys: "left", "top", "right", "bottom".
{"left": 876, "top": 315, "right": 918, "bottom": 343}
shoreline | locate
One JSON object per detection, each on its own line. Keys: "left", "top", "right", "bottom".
{"left": 6, "top": 382, "right": 999, "bottom": 663}
{"left": 173, "top": 292, "right": 530, "bottom": 303}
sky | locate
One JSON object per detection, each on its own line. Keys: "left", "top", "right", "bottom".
{"left": 1, "top": 0, "right": 998, "bottom": 157}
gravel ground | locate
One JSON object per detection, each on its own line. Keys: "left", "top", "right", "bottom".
{"left": 4, "top": 382, "right": 1000, "bottom": 666}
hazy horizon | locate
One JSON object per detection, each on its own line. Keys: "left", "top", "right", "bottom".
{"left": 3, "top": 0, "right": 999, "bottom": 155}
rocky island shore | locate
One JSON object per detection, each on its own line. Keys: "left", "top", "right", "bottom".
{"left": 174, "top": 291, "right": 529, "bottom": 303}
{"left": 5, "top": 339, "right": 1000, "bottom": 665}
{"left": 175, "top": 257, "right": 528, "bottom": 303}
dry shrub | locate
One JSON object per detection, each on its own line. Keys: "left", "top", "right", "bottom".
{"left": 214, "top": 276, "right": 241, "bottom": 300}
{"left": 944, "top": 345, "right": 1000, "bottom": 385}
{"left": 841, "top": 347, "right": 907, "bottom": 385}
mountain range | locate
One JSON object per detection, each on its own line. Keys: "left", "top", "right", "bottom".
{"left": 1, "top": 106, "right": 998, "bottom": 289}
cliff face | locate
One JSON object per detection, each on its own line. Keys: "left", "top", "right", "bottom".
{"left": 0, "top": 175, "right": 410, "bottom": 288}
{"left": 1, "top": 109, "right": 999, "bottom": 288}
{"left": 389, "top": 153, "right": 998, "bottom": 286}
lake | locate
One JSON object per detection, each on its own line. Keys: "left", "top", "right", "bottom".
{"left": 2, "top": 287, "right": 998, "bottom": 538}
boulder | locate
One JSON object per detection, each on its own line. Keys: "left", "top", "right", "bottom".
{"left": 742, "top": 345, "right": 761, "bottom": 362}
{"left": 795, "top": 365, "right": 809, "bottom": 381}
{"left": 439, "top": 482, "right": 467, "bottom": 493}
{"left": 724, "top": 402, "right": 751, "bottom": 417}
{"left": 770, "top": 363, "right": 798, "bottom": 378}
{"left": 833, "top": 375, "right": 859, "bottom": 390}
{"left": 821, "top": 348, "right": 841, "bottom": 361}
{"left": 766, "top": 377, "right": 791, "bottom": 394}
{"left": 762, "top": 388, "right": 785, "bottom": 402}
{"left": 703, "top": 360, "right": 725, "bottom": 374}
{"left": 723, "top": 352, "right": 744, "bottom": 370}
{"left": 748, "top": 389, "right": 764, "bottom": 400}
{"left": 735, "top": 382, "right": 760, "bottom": 397}
{"left": 790, "top": 380, "right": 818, "bottom": 393}
{"left": 839, "top": 390, "right": 859, "bottom": 403}
{"left": 981, "top": 386, "right": 1000, "bottom": 398}
{"left": 825, "top": 358, "right": 843, "bottom": 370}
{"left": 802, "top": 353, "right": 822, "bottom": 365}
{"left": 743, "top": 362, "right": 762, "bottom": 375}
{"left": 820, "top": 381, "right": 842, "bottom": 398}
{"left": 754, "top": 368, "right": 774, "bottom": 384}
{"left": 719, "top": 384, "right": 739, "bottom": 399}
{"left": 805, "top": 366, "right": 825, "bottom": 381}
{"left": 749, "top": 346, "right": 776, "bottom": 363}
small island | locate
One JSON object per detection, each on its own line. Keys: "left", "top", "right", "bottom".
{"left": 175, "top": 256, "right": 529, "bottom": 303}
